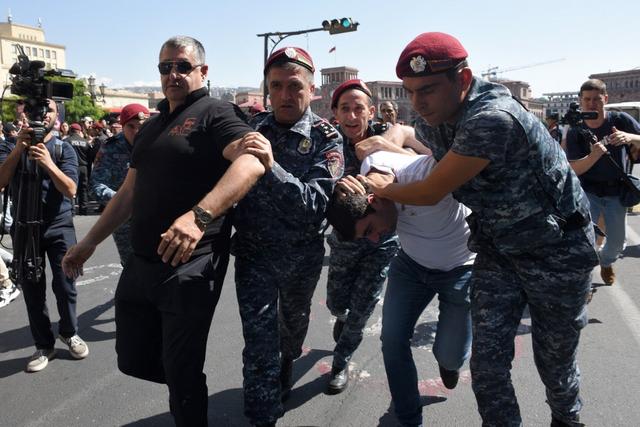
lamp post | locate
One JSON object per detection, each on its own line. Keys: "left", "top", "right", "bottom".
{"left": 257, "top": 18, "right": 359, "bottom": 108}
{"left": 87, "top": 75, "right": 106, "bottom": 104}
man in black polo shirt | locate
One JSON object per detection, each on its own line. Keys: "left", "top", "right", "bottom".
{"left": 63, "top": 36, "right": 270, "bottom": 426}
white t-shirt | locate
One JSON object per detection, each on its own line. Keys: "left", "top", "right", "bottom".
{"left": 361, "top": 151, "right": 475, "bottom": 271}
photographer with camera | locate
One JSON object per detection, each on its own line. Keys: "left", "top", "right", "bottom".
{"left": 566, "top": 79, "right": 640, "bottom": 285}
{"left": 0, "top": 99, "right": 88, "bottom": 372}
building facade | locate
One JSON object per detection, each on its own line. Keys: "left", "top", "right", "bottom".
{"left": 589, "top": 69, "right": 640, "bottom": 103}
{"left": 542, "top": 91, "right": 579, "bottom": 118}
{"left": 365, "top": 81, "right": 415, "bottom": 124}
{"left": 497, "top": 79, "right": 544, "bottom": 120}
{"left": 0, "top": 18, "right": 66, "bottom": 93}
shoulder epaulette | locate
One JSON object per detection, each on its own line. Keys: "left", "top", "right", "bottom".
{"left": 313, "top": 119, "right": 339, "bottom": 139}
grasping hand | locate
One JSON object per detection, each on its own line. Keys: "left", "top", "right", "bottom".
{"left": 157, "top": 210, "right": 205, "bottom": 266}
{"left": 608, "top": 126, "right": 632, "bottom": 146}
{"left": 240, "top": 132, "right": 274, "bottom": 170}
{"left": 336, "top": 175, "right": 367, "bottom": 195}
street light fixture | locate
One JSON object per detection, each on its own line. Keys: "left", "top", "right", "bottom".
{"left": 257, "top": 18, "right": 359, "bottom": 107}
{"left": 87, "top": 75, "right": 106, "bottom": 103}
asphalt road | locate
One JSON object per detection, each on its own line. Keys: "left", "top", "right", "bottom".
{"left": 1, "top": 214, "right": 639, "bottom": 427}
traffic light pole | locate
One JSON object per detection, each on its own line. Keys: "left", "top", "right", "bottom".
{"left": 258, "top": 27, "right": 325, "bottom": 108}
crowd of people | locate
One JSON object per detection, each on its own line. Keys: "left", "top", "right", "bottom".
{"left": 1, "top": 31, "right": 639, "bottom": 427}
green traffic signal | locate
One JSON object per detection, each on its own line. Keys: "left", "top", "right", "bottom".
{"left": 322, "top": 17, "right": 358, "bottom": 35}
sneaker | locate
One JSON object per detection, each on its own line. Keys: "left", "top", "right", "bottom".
{"left": 59, "top": 335, "right": 89, "bottom": 359}
{"left": 0, "top": 283, "right": 20, "bottom": 308}
{"left": 600, "top": 265, "right": 615, "bottom": 285}
{"left": 26, "top": 348, "right": 56, "bottom": 372}
{"left": 439, "top": 365, "right": 460, "bottom": 389}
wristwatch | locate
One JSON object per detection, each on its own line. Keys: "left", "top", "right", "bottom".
{"left": 192, "top": 205, "right": 214, "bottom": 231}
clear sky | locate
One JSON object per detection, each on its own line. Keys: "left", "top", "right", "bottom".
{"left": 5, "top": 0, "right": 640, "bottom": 97}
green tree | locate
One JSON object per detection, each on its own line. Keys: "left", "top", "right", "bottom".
{"left": 1, "top": 95, "right": 19, "bottom": 123}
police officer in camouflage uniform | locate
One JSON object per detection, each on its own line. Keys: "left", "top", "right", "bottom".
{"left": 325, "top": 79, "right": 402, "bottom": 394}
{"left": 369, "top": 33, "right": 598, "bottom": 427}
{"left": 232, "top": 47, "right": 343, "bottom": 427}
{"left": 91, "top": 104, "right": 149, "bottom": 265}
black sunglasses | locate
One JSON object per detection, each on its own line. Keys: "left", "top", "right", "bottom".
{"left": 157, "top": 60, "right": 202, "bottom": 75}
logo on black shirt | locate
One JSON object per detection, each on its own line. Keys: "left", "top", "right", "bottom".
{"left": 168, "top": 117, "right": 197, "bottom": 136}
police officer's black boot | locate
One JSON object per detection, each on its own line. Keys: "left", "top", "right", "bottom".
{"left": 438, "top": 364, "right": 460, "bottom": 389}
{"left": 327, "top": 364, "right": 349, "bottom": 395}
{"left": 550, "top": 416, "right": 584, "bottom": 427}
{"left": 333, "top": 318, "right": 345, "bottom": 343}
{"left": 280, "top": 357, "right": 294, "bottom": 402}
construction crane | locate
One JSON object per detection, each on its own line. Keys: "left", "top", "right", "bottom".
{"left": 481, "top": 58, "right": 566, "bottom": 81}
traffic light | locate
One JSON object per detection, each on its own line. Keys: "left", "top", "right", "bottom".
{"left": 322, "top": 18, "right": 359, "bottom": 35}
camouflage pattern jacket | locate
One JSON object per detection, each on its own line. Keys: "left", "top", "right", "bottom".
{"left": 233, "top": 107, "right": 344, "bottom": 248}
{"left": 415, "top": 77, "right": 592, "bottom": 256}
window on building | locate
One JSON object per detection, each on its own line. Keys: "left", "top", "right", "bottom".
{"left": 26, "top": 46, "right": 31, "bottom": 55}
{"left": 46, "top": 50, "right": 50, "bottom": 59}
{"left": 39, "top": 49, "right": 44, "bottom": 57}
{"left": 52, "top": 51, "right": 57, "bottom": 60}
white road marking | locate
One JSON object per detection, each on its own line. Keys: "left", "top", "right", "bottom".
{"left": 606, "top": 225, "right": 640, "bottom": 348}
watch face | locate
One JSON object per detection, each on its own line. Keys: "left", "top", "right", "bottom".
{"left": 194, "top": 206, "right": 213, "bottom": 225}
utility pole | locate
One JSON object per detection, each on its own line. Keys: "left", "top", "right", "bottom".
{"left": 257, "top": 18, "right": 359, "bottom": 108}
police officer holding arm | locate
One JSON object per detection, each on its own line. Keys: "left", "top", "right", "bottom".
{"left": 366, "top": 32, "right": 598, "bottom": 427}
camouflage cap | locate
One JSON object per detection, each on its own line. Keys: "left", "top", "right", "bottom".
{"left": 331, "top": 79, "right": 372, "bottom": 109}
{"left": 264, "top": 47, "right": 315, "bottom": 75}
{"left": 396, "top": 32, "right": 468, "bottom": 78}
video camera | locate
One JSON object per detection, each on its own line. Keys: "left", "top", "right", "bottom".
{"left": 5, "top": 44, "right": 76, "bottom": 285}
{"left": 9, "top": 44, "right": 75, "bottom": 141}
{"left": 560, "top": 102, "right": 598, "bottom": 127}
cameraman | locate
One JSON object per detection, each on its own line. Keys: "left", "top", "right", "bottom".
{"left": 566, "top": 79, "right": 640, "bottom": 285}
{"left": 0, "top": 99, "right": 89, "bottom": 372}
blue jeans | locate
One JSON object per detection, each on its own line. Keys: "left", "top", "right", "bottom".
{"left": 381, "top": 250, "right": 472, "bottom": 427}
{"left": 587, "top": 193, "right": 626, "bottom": 267}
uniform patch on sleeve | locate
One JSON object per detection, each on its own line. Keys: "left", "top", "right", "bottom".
{"left": 325, "top": 150, "right": 344, "bottom": 178}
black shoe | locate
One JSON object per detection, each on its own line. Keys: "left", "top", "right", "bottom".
{"left": 438, "top": 365, "right": 460, "bottom": 389}
{"left": 280, "top": 357, "right": 294, "bottom": 402}
{"left": 550, "top": 417, "right": 584, "bottom": 427}
{"left": 333, "top": 319, "right": 345, "bottom": 342}
{"left": 253, "top": 423, "right": 276, "bottom": 427}
{"left": 327, "top": 365, "right": 349, "bottom": 395}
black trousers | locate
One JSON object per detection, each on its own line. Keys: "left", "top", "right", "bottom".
{"left": 20, "top": 214, "right": 78, "bottom": 349}
{"left": 114, "top": 252, "right": 228, "bottom": 427}
{"left": 76, "top": 166, "right": 89, "bottom": 213}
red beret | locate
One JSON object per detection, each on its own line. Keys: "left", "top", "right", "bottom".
{"left": 264, "top": 47, "right": 315, "bottom": 75}
{"left": 119, "top": 104, "right": 150, "bottom": 125}
{"left": 70, "top": 123, "right": 82, "bottom": 131}
{"left": 396, "top": 32, "right": 468, "bottom": 78}
{"left": 249, "top": 103, "right": 265, "bottom": 113}
{"left": 331, "top": 79, "right": 372, "bottom": 109}
{"left": 92, "top": 121, "right": 105, "bottom": 129}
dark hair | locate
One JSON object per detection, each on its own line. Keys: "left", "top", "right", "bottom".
{"left": 580, "top": 79, "right": 607, "bottom": 96}
{"left": 326, "top": 191, "right": 374, "bottom": 240}
{"left": 444, "top": 60, "right": 468, "bottom": 82}
{"left": 160, "top": 36, "right": 206, "bottom": 64}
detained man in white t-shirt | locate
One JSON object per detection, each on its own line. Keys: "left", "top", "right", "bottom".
{"left": 326, "top": 151, "right": 475, "bottom": 427}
